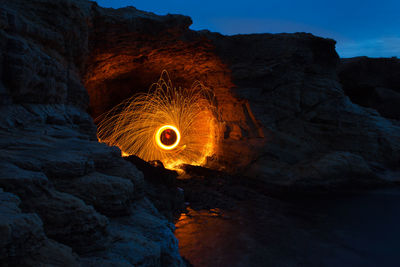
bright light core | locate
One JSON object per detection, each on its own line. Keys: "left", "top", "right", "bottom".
{"left": 155, "top": 125, "right": 181, "bottom": 150}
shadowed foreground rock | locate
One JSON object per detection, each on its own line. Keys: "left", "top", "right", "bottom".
{"left": 0, "top": 0, "right": 184, "bottom": 265}
{"left": 124, "top": 156, "right": 185, "bottom": 221}
{"left": 0, "top": 188, "right": 80, "bottom": 266}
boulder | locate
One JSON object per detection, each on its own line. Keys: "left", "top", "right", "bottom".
{"left": 0, "top": 188, "right": 80, "bottom": 266}
{"left": 54, "top": 172, "right": 135, "bottom": 217}
{"left": 338, "top": 56, "right": 400, "bottom": 120}
{"left": 125, "top": 156, "right": 185, "bottom": 221}
{"left": 0, "top": 188, "right": 44, "bottom": 261}
{"left": 0, "top": 162, "right": 109, "bottom": 253}
{"left": 81, "top": 199, "right": 184, "bottom": 267}
{"left": 290, "top": 152, "right": 383, "bottom": 189}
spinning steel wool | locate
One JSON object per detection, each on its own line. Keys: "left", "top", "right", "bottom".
{"left": 96, "top": 71, "right": 219, "bottom": 170}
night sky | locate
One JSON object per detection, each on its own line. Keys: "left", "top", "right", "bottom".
{"left": 95, "top": 0, "right": 400, "bottom": 58}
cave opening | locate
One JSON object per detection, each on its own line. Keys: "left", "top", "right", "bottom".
{"left": 94, "top": 70, "right": 221, "bottom": 170}
{"left": 82, "top": 21, "right": 264, "bottom": 172}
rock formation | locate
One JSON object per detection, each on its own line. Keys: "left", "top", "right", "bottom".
{"left": 0, "top": 0, "right": 183, "bottom": 265}
{"left": 83, "top": 3, "right": 400, "bottom": 187}
{"left": 0, "top": 0, "right": 399, "bottom": 265}
{"left": 339, "top": 56, "right": 400, "bottom": 120}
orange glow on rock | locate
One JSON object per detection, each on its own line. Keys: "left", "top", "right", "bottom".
{"left": 84, "top": 33, "right": 264, "bottom": 171}
{"left": 96, "top": 71, "right": 220, "bottom": 170}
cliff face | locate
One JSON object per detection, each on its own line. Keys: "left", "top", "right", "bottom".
{"left": 209, "top": 34, "right": 400, "bottom": 187}
{"left": 0, "top": 0, "right": 399, "bottom": 265}
{"left": 84, "top": 6, "right": 399, "bottom": 186}
{"left": 0, "top": 0, "right": 183, "bottom": 265}
{"left": 339, "top": 56, "right": 400, "bottom": 120}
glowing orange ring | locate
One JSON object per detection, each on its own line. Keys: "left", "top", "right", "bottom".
{"left": 155, "top": 125, "right": 181, "bottom": 150}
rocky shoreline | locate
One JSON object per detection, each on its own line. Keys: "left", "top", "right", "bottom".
{"left": 0, "top": 0, "right": 399, "bottom": 266}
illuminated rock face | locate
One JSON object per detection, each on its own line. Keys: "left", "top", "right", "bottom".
{"left": 96, "top": 71, "right": 220, "bottom": 169}
{"left": 84, "top": 9, "right": 262, "bottom": 170}
{"left": 84, "top": 7, "right": 400, "bottom": 178}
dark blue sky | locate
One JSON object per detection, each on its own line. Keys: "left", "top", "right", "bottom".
{"left": 95, "top": 0, "right": 400, "bottom": 58}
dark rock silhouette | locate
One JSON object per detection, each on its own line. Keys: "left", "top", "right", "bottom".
{"left": 0, "top": 0, "right": 399, "bottom": 265}
{"left": 124, "top": 155, "right": 185, "bottom": 221}
{"left": 339, "top": 56, "right": 400, "bottom": 120}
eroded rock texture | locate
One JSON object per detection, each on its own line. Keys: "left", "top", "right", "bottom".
{"left": 0, "top": 0, "right": 184, "bottom": 265}
{"left": 210, "top": 34, "right": 400, "bottom": 188}
{"left": 0, "top": 188, "right": 80, "bottom": 266}
{"left": 0, "top": 0, "right": 399, "bottom": 265}
{"left": 83, "top": 5, "right": 400, "bottom": 188}
{"left": 339, "top": 56, "right": 400, "bottom": 120}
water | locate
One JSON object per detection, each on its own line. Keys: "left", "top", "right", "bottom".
{"left": 175, "top": 188, "right": 400, "bottom": 267}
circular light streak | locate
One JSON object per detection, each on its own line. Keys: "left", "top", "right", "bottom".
{"left": 155, "top": 125, "right": 181, "bottom": 150}
{"left": 96, "top": 70, "right": 220, "bottom": 170}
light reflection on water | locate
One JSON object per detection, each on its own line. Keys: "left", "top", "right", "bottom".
{"left": 175, "top": 189, "right": 400, "bottom": 267}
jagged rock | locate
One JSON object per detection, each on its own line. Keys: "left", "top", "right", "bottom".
{"left": 0, "top": 188, "right": 80, "bottom": 266}
{"left": 54, "top": 172, "right": 135, "bottom": 217}
{"left": 208, "top": 33, "right": 400, "bottom": 178}
{"left": 81, "top": 199, "right": 184, "bottom": 267}
{"left": 28, "top": 190, "right": 109, "bottom": 254}
{"left": 339, "top": 56, "right": 400, "bottom": 120}
{"left": 84, "top": 4, "right": 400, "bottom": 188}
{"left": 295, "top": 152, "right": 381, "bottom": 185}
{"left": 19, "top": 239, "right": 80, "bottom": 267}
{"left": 90, "top": 146, "right": 146, "bottom": 199}
{"left": 0, "top": 1, "right": 185, "bottom": 264}
{"left": 125, "top": 156, "right": 185, "bottom": 221}
{"left": 0, "top": 0, "right": 399, "bottom": 265}
{"left": 0, "top": 188, "right": 44, "bottom": 261}
{"left": 0, "top": 162, "right": 109, "bottom": 253}
{"left": 0, "top": 1, "right": 91, "bottom": 108}
{"left": 288, "top": 152, "right": 384, "bottom": 189}
{"left": 97, "top": 158, "right": 146, "bottom": 200}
